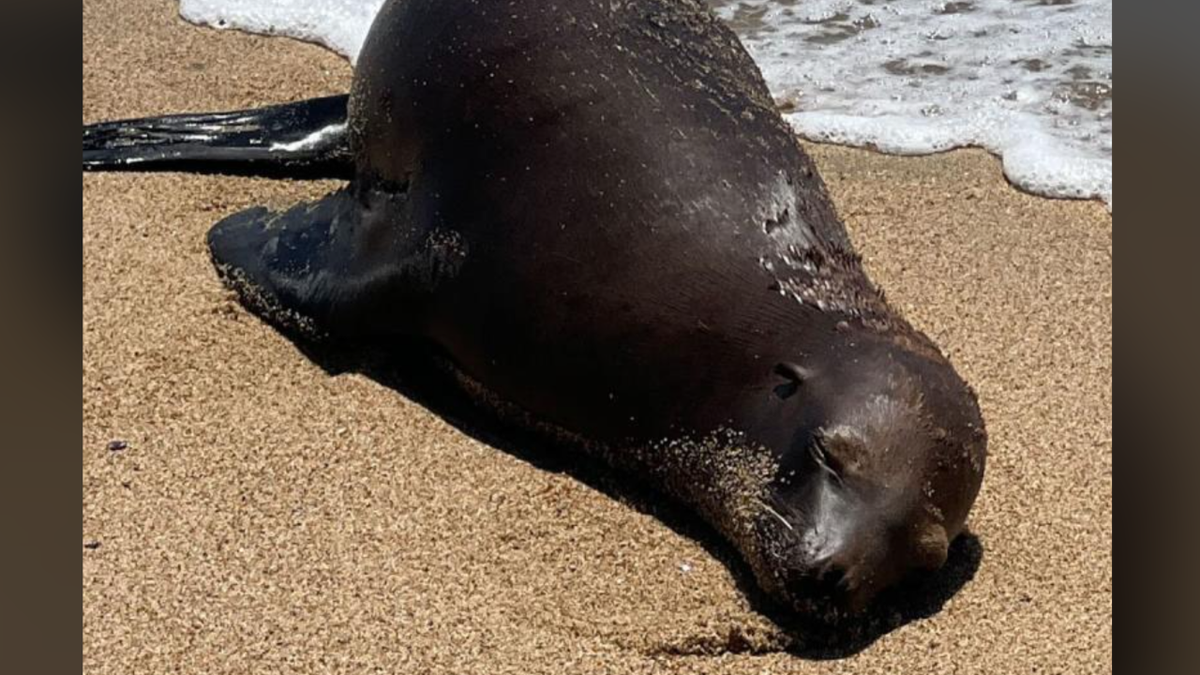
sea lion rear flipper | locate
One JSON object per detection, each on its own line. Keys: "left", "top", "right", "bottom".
{"left": 208, "top": 185, "right": 429, "bottom": 340}
{"left": 82, "top": 95, "right": 352, "bottom": 179}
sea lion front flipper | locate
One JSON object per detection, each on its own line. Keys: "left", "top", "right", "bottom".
{"left": 208, "top": 185, "right": 449, "bottom": 340}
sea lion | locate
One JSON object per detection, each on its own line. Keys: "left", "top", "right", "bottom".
{"left": 82, "top": 0, "right": 986, "bottom": 618}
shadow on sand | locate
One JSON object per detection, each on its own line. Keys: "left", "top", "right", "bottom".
{"left": 290, "top": 334, "right": 984, "bottom": 659}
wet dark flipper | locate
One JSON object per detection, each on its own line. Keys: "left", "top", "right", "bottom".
{"left": 208, "top": 193, "right": 349, "bottom": 340}
{"left": 83, "top": 95, "right": 352, "bottom": 179}
{"left": 208, "top": 185, "right": 456, "bottom": 340}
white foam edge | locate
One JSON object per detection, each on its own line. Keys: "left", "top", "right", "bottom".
{"left": 788, "top": 111, "right": 1112, "bottom": 211}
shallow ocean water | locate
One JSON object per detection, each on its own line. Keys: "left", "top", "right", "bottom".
{"left": 179, "top": 0, "right": 1112, "bottom": 208}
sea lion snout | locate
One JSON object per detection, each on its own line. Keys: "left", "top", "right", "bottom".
{"left": 768, "top": 495, "right": 953, "bottom": 616}
{"left": 781, "top": 530, "right": 887, "bottom": 616}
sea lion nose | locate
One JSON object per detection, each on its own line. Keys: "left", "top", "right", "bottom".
{"left": 785, "top": 562, "right": 852, "bottom": 611}
{"left": 783, "top": 531, "right": 900, "bottom": 615}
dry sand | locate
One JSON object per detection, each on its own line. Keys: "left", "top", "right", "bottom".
{"left": 83, "top": 1, "right": 1113, "bottom": 672}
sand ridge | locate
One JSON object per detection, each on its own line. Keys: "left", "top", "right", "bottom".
{"left": 83, "top": 0, "right": 1113, "bottom": 672}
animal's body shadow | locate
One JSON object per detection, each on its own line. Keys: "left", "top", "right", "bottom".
{"left": 293, "top": 333, "right": 983, "bottom": 659}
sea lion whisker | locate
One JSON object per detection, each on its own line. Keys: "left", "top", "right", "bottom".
{"left": 760, "top": 501, "right": 796, "bottom": 532}
{"left": 809, "top": 438, "right": 845, "bottom": 487}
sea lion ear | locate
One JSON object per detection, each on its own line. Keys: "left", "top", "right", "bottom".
{"left": 773, "top": 362, "right": 812, "bottom": 400}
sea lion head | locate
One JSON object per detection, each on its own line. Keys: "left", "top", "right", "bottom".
{"left": 752, "top": 331, "right": 987, "bottom": 618}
